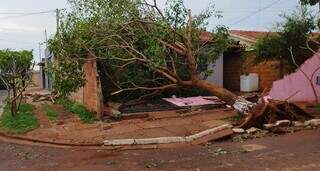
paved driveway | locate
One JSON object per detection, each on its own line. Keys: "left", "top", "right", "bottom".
{"left": 0, "top": 90, "right": 7, "bottom": 115}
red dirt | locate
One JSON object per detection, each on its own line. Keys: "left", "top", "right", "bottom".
{"left": 0, "top": 129, "right": 319, "bottom": 170}
{"left": 33, "top": 105, "right": 51, "bottom": 128}
{"left": 18, "top": 103, "right": 237, "bottom": 145}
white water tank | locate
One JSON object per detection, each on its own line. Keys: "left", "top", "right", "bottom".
{"left": 240, "top": 73, "right": 259, "bottom": 92}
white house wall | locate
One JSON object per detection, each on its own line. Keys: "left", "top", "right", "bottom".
{"left": 206, "top": 54, "right": 223, "bottom": 87}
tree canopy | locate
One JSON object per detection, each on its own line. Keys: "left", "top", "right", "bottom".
{"left": 0, "top": 49, "right": 33, "bottom": 76}
{"left": 254, "top": 7, "right": 319, "bottom": 73}
{"left": 49, "top": 0, "right": 236, "bottom": 103}
{"left": 300, "top": 0, "right": 319, "bottom": 6}
{"left": 0, "top": 49, "right": 33, "bottom": 116}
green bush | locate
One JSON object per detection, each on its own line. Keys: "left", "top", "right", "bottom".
{"left": 70, "top": 104, "right": 96, "bottom": 123}
{"left": 44, "top": 105, "right": 58, "bottom": 121}
{"left": 56, "top": 97, "right": 74, "bottom": 109}
{"left": 0, "top": 104, "right": 39, "bottom": 134}
{"left": 57, "top": 97, "right": 96, "bottom": 123}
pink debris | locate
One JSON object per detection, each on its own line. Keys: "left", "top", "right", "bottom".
{"left": 163, "top": 96, "right": 224, "bottom": 107}
{"left": 269, "top": 51, "right": 320, "bottom": 103}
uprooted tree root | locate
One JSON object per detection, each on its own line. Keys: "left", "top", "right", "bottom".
{"left": 235, "top": 100, "right": 314, "bottom": 129}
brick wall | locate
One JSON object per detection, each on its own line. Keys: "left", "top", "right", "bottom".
{"left": 243, "top": 52, "right": 281, "bottom": 91}
{"left": 223, "top": 51, "right": 281, "bottom": 91}
{"left": 69, "top": 54, "right": 103, "bottom": 118}
{"left": 223, "top": 51, "right": 244, "bottom": 91}
{"left": 31, "top": 71, "right": 41, "bottom": 87}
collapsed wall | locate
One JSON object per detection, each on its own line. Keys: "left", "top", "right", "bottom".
{"left": 69, "top": 53, "right": 104, "bottom": 118}
{"left": 269, "top": 51, "right": 320, "bottom": 103}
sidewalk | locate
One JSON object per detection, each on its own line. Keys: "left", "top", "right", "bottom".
{"left": 18, "top": 103, "right": 237, "bottom": 146}
{"left": 0, "top": 90, "right": 7, "bottom": 116}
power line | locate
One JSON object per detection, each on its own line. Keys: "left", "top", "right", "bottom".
{"left": 230, "top": 0, "right": 282, "bottom": 26}
{"left": 0, "top": 10, "right": 55, "bottom": 19}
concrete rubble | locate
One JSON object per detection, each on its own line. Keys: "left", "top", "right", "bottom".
{"left": 275, "top": 120, "right": 291, "bottom": 127}
{"left": 246, "top": 127, "right": 261, "bottom": 134}
{"left": 232, "top": 128, "right": 245, "bottom": 134}
{"left": 263, "top": 124, "right": 276, "bottom": 130}
{"left": 305, "top": 119, "right": 320, "bottom": 127}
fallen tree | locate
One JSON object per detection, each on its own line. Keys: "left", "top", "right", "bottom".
{"left": 48, "top": 0, "right": 314, "bottom": 123}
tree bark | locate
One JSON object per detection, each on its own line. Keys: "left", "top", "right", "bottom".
{"left": 192, "top": 79, "right": 237, "bottom": 105}
{"left": 11, "top": 84, "right": 17, "bottom": 117}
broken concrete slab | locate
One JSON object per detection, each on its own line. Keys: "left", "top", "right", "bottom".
{"left": 275, "top": 120, "right": 291, "bottom": 127}
{"left": 103, "top": 124, "right": 233, "bottom": 146}
{"left": 187, "top": 124, "right": 233, "bottom": 141}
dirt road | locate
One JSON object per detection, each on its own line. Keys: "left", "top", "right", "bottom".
{"left": 0, "top": 129, "right": 319, "bottom": 171}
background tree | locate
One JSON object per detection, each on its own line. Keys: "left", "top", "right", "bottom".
{"left": 300, "top": 0, "right": 320, "bottom": 6}
{"left": 0, "top": 49, "right": 34, "bottom": 116}
{"left": 254, "top": 6, "right": 319, "bottom": 75}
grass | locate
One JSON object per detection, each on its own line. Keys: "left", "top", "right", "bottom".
{"left": 44, "top": 105, "right": 58, "bottom": 121}
{"left": 0, "top": 104, "right": 39, "bottom": 134}
{"left": 57, "top": 97, "right": 96, "bottom": 123}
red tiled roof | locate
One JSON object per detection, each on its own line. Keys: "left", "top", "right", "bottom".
{"left": 229, "top": 30, "right": 276, "bottom": 42}
{"left": 199, "top": 31, "right": 214, "bottom": 42}
{"left": 199, "top": 31, "right": 246, "bottom": 49}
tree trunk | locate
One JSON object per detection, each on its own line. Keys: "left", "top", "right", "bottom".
{"left": 11, "top": 86, "right": 17, "bottom": 117}
{"left": 193, "top": 79, "right": 237, "bottom": 105}
{"left": 192, "top": 79, "right": 255, "bottom": 114}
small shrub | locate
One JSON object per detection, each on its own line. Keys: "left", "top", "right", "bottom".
{"left": 44, "top": 105, "right": 58, "bottom": 121}
{"left": 56, "top": 97, "right": 73, "bottom": 109}
{"left": 0, "top": 104, "right": 39, "bottom": 134}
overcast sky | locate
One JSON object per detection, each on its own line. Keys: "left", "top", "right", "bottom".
{"left": 0, "top": 0, "right": 314, "bottom": 65}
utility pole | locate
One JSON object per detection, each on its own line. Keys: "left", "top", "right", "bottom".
{"left": 44, "top": 29, "right": 48, "bottom": 48}
{"left": 38, "top": 42, "right": 42, "bottom": 62}
{"left": 56, "top": 8, "right": 60, "bottom": 33}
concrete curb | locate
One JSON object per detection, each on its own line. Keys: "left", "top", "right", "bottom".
{"left": 104, "top": 124, "right": 233, "bottom": 146}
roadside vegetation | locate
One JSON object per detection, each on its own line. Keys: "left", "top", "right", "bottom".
{"left": 0, "top": 103, "right": 39, "bottom": 134}
{"left": 44, "top": 104, "right": 58, "bottom": 121}
{"left": 56, "top": 97, "right": 96, "bottom": 123}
